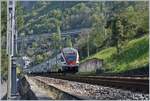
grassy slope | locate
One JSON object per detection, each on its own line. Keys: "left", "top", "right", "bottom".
{"left": 81, "top": 35, "right": 149, "bottom": 73}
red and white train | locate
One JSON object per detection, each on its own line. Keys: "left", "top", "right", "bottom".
{"left": 50, "top": 47, "right": 79, "bottom": 73}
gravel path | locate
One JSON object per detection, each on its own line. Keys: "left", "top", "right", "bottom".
{"left": 33, "top": 76, "right": 149, "bottom": 100}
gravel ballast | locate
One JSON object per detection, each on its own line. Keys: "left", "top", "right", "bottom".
{"left": 32, "top": 76, "right": 149, "bottom": 100}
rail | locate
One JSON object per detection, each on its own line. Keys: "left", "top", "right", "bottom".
{"left": 30, "top": 76, "right": 86, "bottom": 100}
{"left": 30, "top": 74, "right": 149, "bottom": 94}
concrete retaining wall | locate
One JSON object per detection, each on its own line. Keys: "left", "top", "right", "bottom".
{"left": 32, "top": 78, "right": 84, "bottom": 100}
{"left": 17, "top": 76, "right": 37, "bottom": 100}
{"left": 79, "top": 58, "right": 104, "bottom": 73}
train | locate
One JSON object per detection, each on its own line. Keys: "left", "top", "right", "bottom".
{"left": 26, "top": 47, "right": 79, "bottom": 74}
{"left": 49, "top": 47, "right": 79, "bottom": 73}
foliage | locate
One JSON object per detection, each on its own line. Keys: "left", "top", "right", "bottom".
{"left": 33, "top": 54, "right": 44, "bottom": 65}
{"left": 16, "top": 1, "right": 25, "bottom": 32}
{"left": 1, "top": 49, "right": 9, "bottom": 79}
{"left": 1, "top": 1, "right": 8, "bottom": 79}
{"left": 51, "top": 33, "right": 61, "bottom": 50}
{"left": 106, "top": 15, "right": 124, "bottom": 54}
{"left": 65, "top": 36, "right": 72, "bottom": 47}
{"left": 1, "top": 1, "right": 7, "bottom": 37}
{"left": 21, "top": 1, "right": 148, "bottom": 57}
{"left": 82, "top": 35, "right": 149, "bottom": 73}
{"left": 21, "top": 1, "right": 148, "bottom": 37}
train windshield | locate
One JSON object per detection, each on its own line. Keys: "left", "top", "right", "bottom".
{"left": 66, "top": 54, "right": 76, "bottom": 61}
{"left": 63, "top": 48, "right": 78, "bottom": 62}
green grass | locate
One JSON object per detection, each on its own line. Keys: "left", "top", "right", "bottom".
{"left": 80, "top": 47, "right": 116, "bottom": 63}
{"left": 81, "top": 35, "right": 149, "bottom": 73}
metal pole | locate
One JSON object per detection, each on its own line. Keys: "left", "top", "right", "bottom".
{"left": 7, "top": 0, "right": 17, "bottom": 99}
{"left": 7, "top": 0, "right": 12, "bottom": 99}
{"left": 11, "top": 0, "right": 17, "bottom": 96}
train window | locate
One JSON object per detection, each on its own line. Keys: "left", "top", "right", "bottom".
{"left": 60, "top": 56, "right": 64, "bottom": 62}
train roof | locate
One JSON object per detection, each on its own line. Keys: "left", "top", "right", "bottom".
{"left": 62, "top": 47, "right": 78, "bottom": 52}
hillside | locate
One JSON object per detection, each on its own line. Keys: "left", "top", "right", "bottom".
{"left": 1, "top": 1, "right": 148, "bottom": 79}
{"left": 20, "top": 1, "right": 91, "bottom": 36}
{"left": 81, "top": 35, "right": 149, "bottom": 74}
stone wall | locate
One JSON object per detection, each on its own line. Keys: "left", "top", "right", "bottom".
{"left": 79, "top": 58, "right": 103, "bottom": 73}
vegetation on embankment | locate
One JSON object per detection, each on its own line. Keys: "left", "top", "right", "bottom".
{"left": 1, "top": 49, "right": 9, "bottom": 80}
{"left": 81, "top": 35, "right": 149, "bottom": 73}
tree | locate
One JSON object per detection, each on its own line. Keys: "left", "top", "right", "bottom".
{"left": 50, "top": 9, "right": 62, "bottom": 49}
{"left": 51, "top": 33, "right": 61, "bottom": 51}
{"left": 1, "top": 1, "right": 7, "bottom": 37}
{"left": 26, "top": 47, "right": 34, "bottom": 57}
{"left": 16, "top": 1, "right": 24, "bottom": 32}
{"left": 32, "top": 42, "right": 38, "bottom": 49}
{"left": 89, "top": 2, "right": 106, "bottom": 52}
{"left": 106, "top": 15, "right": 124, "bottom": 54}
{"left": 36, "top": 54, "right": 43, "bottom": 64}
{"left": 122, "top": 5, "right": 149, "bottom": 37}
{"left": 75, "top": 29, "right": 91, "bottom": 58}
{"left": 115, "top": 16, "right": 124, "bottom": 54}
{"left": 1, "top": 1, "right": 8, "bottom": 79}
{"left": 65, "top": 36, "right": 72, "bottom": 47}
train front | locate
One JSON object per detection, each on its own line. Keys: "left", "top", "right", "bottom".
{"left": 62, "top": 48, "right": 79, "bottom": 73}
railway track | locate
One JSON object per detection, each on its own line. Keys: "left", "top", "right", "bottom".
{"left": 30, "top": 74, "right": 149, "bottom": 94}
{"left": 30, "top": 76, "right": 86, "bottom": 100}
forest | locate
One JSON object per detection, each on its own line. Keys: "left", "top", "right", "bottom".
{"left": 19, "top": 1, "right": 149, "bottom": 58}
